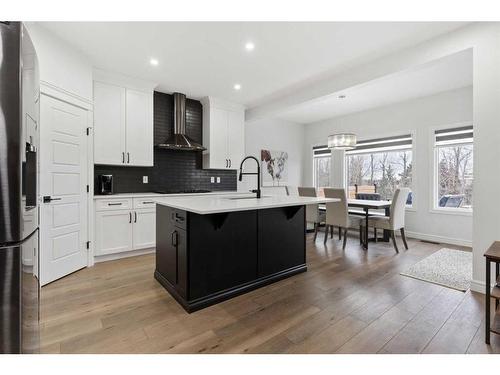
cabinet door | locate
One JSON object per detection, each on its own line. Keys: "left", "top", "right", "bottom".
{"left": 132, "top": 208, "right": 155, "bottom": 250}
{"left": 95, "top": 210, "right": 133, "bottom": 256}
{"left": 93, "top": 82, "right": 126, "bottom": 165}
{"left": 209, "top": 107, "right": 228, "bottom": 169}
{"left": 226, "top": 109, "right": 245, "bottom": 169}
{"left": 125, "top": 89, "right": 153, "bottom": 166}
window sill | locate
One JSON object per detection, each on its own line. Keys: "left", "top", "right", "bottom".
{"left": 429, "top": 208, "right": 473, "bottom": 217}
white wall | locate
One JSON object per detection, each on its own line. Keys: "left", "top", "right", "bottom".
{"left": 303, "top": 86, "right": 473, "bottom": 246}
{"left": 243, "top": 118, "right": 305, "bottom": 194}
{"left": 25, "top": 22, "right": 93, "bottom": 102}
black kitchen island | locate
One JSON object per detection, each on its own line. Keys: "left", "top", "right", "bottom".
{"left": 153, "top": 194, "right": 337, "bottom": 312}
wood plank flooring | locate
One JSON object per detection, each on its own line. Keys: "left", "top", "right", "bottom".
{"left": 39, "top": 232, "right": 500, "bottom": 354}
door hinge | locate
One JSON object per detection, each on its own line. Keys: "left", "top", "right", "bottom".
{"left": 86, "top": 185, "right": 89, "bottom": 193}
{"left": 86, "top": 127, "right": 91, "bottom": 136}
{"left": 86, "top": 241, "right": 90, "bottom": 249}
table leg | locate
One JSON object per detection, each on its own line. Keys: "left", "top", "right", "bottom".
{"left": 364, "top": 208, "right": 369, "bottom": 250}
{"left": 496, "top": 263, "right": 499, "bottom": 310}
{"left": 383, "top": 206, "right": 391, "bottom": 242}
{"left": 486, "top": 259, "right": 491, "bottom": 345}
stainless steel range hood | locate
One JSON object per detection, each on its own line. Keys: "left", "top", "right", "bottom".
{"left": 156, "top": 92, "right": 206, "bottom": 151}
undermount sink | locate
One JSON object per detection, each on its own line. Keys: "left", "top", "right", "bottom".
{"left": 227, "top": 196, "right": 272, "bottom": 200}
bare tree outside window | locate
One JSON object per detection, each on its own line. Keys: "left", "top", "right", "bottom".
{"left": 436, "top": 144, "right": 473, "bottom": 209}
{"left": 346, "top": 150, "right": 413, "bottom": 202}
{"left": 314, "top": 155, "right": 331, "bottom": 189}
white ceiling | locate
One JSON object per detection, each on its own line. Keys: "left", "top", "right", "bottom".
{"left": 275, "top": 49, "right": 473, "bottom": 124}
{"left": 39, "top": 22, "right": 467, "bottom": 108}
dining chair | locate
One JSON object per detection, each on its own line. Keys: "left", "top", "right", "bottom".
{"left": 364, "top": 188, "right": 411, "bottom": 253}
{"left": 323, "top": 188, "right": 363, "bottom": 250}
{"left": 298, "top": 187, "right": 325, "bottom": 241}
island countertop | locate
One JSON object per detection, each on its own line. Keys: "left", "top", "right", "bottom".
{"left": 154, "top": 193, "right": 339, "bottom": 215}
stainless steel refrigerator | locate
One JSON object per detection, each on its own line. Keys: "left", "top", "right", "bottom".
{"left": 0, "top": 22, "right": 40, "bottom": 354}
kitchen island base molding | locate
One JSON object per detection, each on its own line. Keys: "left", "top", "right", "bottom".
{"left": 155, "top": 204, "right": 306, "bottom": 313}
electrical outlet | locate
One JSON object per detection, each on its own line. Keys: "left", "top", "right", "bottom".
{"left": 217, "top": 177, "right": 221, "bottom": 183}
{"left": 210, "top": 176, "right": 215, "bottom": 183}
{"left": 143, "top": 176, "right": 148, "bottom": 184}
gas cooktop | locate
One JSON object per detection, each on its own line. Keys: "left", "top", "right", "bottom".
{"left": 154, "top": 189, "right": 212, "bottom": 195}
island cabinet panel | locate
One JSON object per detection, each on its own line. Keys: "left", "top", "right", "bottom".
{"left": 257, "top": 206, "right": 306, "bottom": 277}
{"left": 188, "top": 211, "right": 258, "bottom": 300}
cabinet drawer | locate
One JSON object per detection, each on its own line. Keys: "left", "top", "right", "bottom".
{"left": 95, "top": 198, "right": 132, "bottom": 211}
{"left": 133, "top": 198, "right": 158, "bottom": 209}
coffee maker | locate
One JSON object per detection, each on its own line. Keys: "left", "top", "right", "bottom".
{"left": 97, "top": 175, "right": 113, "bottom": 195}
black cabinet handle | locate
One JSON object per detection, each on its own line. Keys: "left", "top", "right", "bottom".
{"left": 134, "top": 211, "right": 137, "bottom": 223}
{"left": 43, "top": 196, "right": 61, "bottom": 203}
{"left": 142, "top": 201, "right": 154, "bottom": 204}
{"left": 229, "top": 159, "right": 231, "bottom": 168}
{"left": 129, "top": 212, "right": 132, "bottom": 223}
{"left": 171, "top": 230, "right": 178, "bottom": 246}
{"left": 108, "top": 202, "right": 122, "bottom": 206}
{"left": 127, "top": 152, "right": 130, "bottom": 163}
{"left": 122, "top": 152, "right": 125, "bottom": 163}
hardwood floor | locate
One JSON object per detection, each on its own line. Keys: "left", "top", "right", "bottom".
{"left": 40, "top": 231, "right": 500, "bottom": 354}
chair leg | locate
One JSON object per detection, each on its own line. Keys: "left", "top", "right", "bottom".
{"left": 400, "top": 228, "right": 409, "bottom": 250}
{"left": 338, "top": 226, "right": 342, "bottom": 240}
{"left": 313, "top": 223, "right": 318, "bottom": 242}
{"left": 359, "top": 225, "right": 363, "bottom": 245}
{"left": 330, "top": 225, "right": 333, "bottom": 238}
{"left": 374, "top": 228, "right": 377, "bottom": 243}
{"left": 324, "top": 225, "right": 329, "bottom": 244}
{"left": 342, "top": 228, "right": 348, "bottom": 250}
{"left": 390, "top": 230, "right": 399, "bottom": 253}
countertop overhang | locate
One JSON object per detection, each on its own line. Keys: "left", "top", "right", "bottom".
{"left": 153, "top": 194, "right": 340, "bottom": 215}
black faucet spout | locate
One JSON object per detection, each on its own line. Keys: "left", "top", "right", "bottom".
{"left": 238, "top": 156, "right": 261, "bottom": 198}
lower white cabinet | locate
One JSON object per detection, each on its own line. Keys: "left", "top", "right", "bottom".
{"left": 132, "top": 209, "right": 156, "bottom": 250}
{"left": 95, "top": 210, "right": 134, "bottom": 256}
{"left": 94, "top": 198, "right": 156, "bottom": 257}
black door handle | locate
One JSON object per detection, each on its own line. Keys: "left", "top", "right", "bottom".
{"left": 122, "top": 152, "right": 125, "bottom": 163}
{"left": 127, "top": 152, "right": 130, "bottom": 163}
{"left": 43, "top": 196, "right": 61, "bottom": 203}
{"left": 129, "top": 212, "right": 132, "bottom": 223}
{"left": 134, "top": 211, "right": 137, "bottom": 223}
{"left": 229, "top": 159, "right": 231, "bottom": 168}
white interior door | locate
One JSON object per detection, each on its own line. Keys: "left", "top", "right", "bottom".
{"left": 40, "top": 95, "right": 89, "bottom": 286}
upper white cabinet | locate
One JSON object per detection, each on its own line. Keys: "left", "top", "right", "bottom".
{"left": 201, "top": 97, "right": 245, "bottom": 169}
{"left": 93, "top": 70, "right": 154, "bottom": 166}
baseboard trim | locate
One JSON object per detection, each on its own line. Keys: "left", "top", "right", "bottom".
{"left": 405, "top": 230, "right": 472, "bottom": 248}
{"left": 94, "top": 248, "right": 155, "bottom": 263}
{"left": 470, "top": 279, "right": 496, "bottom": 295}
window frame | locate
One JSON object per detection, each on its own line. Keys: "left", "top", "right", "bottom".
{"left": 343, "top": 130, "right": 417, "bottom": 210}
{"left": 430, "top": 123, "right": 473, "bottom": 216}
{"left": 312, "top": 145, "right": 332, "bottom": 190}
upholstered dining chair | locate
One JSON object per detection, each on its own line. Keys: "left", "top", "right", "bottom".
{"left": 323, "top": 188, "right": 363, "bottom": 250}
{"left": 298, "top": 187, "right": 325, "bottom": 241}
{"left": 364, "top": 188, "right": 411, "bottom": 253}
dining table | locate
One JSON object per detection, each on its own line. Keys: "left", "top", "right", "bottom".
{"left": 319, "top": 198, "right": 392, "bottom": 250}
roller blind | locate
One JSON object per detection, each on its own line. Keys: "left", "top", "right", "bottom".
{"left": 346, "top": 134, "right": 413, "bottom": 155}
{"left": 435, "top": 125, "right": 473, "bottom": 146}
{"left": 313, "top": 145, "right": 331, "bottom": 157}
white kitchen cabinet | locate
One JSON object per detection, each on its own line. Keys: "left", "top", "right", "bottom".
{"left": 125, "top": 89, "right": 153, "bottom": 166}
{"left": 93, "top": 80, "right": 153, "bottom": 166}
{"left": 94, "top": 198, "right": 156, "bottom": 257}
{"left": 95, "top": 209, "right": 134, "bottom": 256}
{"left": 202, "top": 97, "right": 245, "bottom": 170}
{"left": 132, "top": 208, "right": 156, "bottom": 250}
{"left": 93, "top": 82, "right": 126, "bottom": 165}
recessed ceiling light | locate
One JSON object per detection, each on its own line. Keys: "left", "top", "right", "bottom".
{"left": 338, "top": 94, "right": 346, "bottom": 99}
{"left": 245, "top": 42, "right": 255, "bottom": 51}
{"left": 150, "top": 58, "right": 159, "bottom": 66}
{"left": 234, "top": 83, "right": 242, "bottom": 91}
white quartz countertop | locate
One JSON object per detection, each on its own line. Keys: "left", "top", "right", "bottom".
{"left": 154, "top": 194, "right": 340, "bottom": 214}
{"left": 93, "top": 191, "right": 246, "bottom": 200}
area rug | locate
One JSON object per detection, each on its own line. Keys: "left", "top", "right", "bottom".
{"left": 400, "top": 248, "right": 472, "bottom": 292}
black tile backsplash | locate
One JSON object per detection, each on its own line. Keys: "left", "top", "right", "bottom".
{"left": 94, "top": 91, "right": 237, "bottom": 194}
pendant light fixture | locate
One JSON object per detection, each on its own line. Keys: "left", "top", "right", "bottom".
{"left": 328, "top": 133, "right": 357, "bottom": 150}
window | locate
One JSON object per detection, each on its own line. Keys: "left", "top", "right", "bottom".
{"left": 345, "top": 134, "right": 413, "bottom": 204}
{"left": 434, "top": 125, "right": 473, "bottom": 211}
{"left": 313, "top": 145, "right": 331, "bottom": 192}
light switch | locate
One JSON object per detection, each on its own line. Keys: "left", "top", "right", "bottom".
{"left": 143, "top": 176, "right": 148, "bottom": 184}
{"left": 210, "top": 176, "right": 215, "bottom": 183}
{"left": 217, "top": 177, "right": 221, "bottom": 183}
